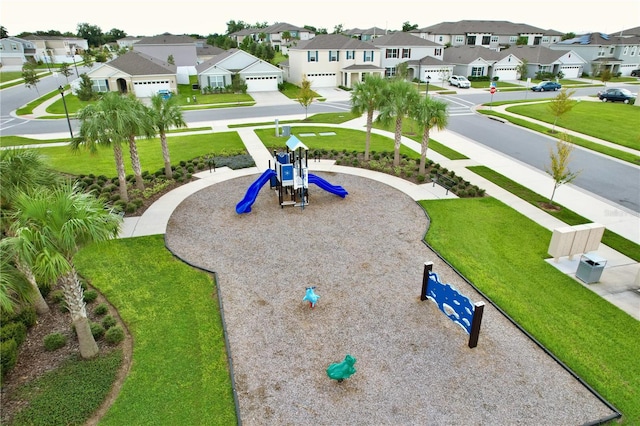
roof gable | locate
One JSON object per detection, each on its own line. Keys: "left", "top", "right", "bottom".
{"left": 106, "top": 51, "right": 176, "bottom": 75}
{"left": 416, "top": 20, "right": 549, "bottom": 36}
{"left": 372, "top": 32, "right": 440, "bottom": 47}
{"left": 136, "top": 33, "right": 196, "bottom": 45}
{"left": 291, "top": 34, "right": 376, "bottom": 50}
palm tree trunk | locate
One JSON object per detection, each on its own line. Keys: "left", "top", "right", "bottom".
{"left": 17, "top": 260, "right": 49, "bottom": 314}
{"left": 393, "top": 117, "right": 403, "bottom": 167}
{"left": 113, "top": 143, "right": 129, "bottom": 203}
{"left": 419, "top": 127, "right": 430, "bottom": 176}
{"left": 128, "top": 136, "right": 145, "bottom": 191}
{"left": 59, "top": 268, "right": 99, "bottom": 359}
{"left": 365, "top": 109, "right": 373, "bottom": 161}
{"left": 160, "top": 132, "right": 173, "bottom": 179}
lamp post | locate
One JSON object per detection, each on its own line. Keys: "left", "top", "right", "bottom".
{"left": 58, "top": 86, "right": 74, "bottom": 139}
{"left": 70, "top": 47, "right": 79, "bottom": 75}
{"left": 426, "top": 75, "right": 431, "bottom": 96}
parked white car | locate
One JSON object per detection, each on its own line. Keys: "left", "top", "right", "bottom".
{"left": 449, "top": 75, "right": 471, "bottom": 88}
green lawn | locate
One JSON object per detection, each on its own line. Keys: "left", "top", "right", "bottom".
{"left": 254, "top": 126, "right": 420, "bottom": 159}
{"left": 0, "top": 71, "right": 23, "bottom": 83}
{"left": 34, "top": 131, "right": 245, "bottom": 176}
{"left": 506, "top": 101, "right": 640, "bottom": 150}
{"left": 278, "top": 81, "right": 322, "bottom": 100}
{"left": 468, "top": 165, "right": 640, "bottom": 261}
{"left": 74, "top": 235, "right": 236, "bottom": 425}
{"left": 422, "top": 197, "right": 639, "bottom": 424}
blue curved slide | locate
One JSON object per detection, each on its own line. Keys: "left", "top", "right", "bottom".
{"left": 308, "top": 173, "right": 348, "bottom": 198}
{"left": 236, "top": 169, "right": 277, "bottom": 214}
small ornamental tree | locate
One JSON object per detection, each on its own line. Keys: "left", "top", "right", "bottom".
{"left": 76, "top": 73, "right": 95, "bottom": 101}
{"left": 167, "top": 54, "right": 175, "bottom": 65}
{"left": 547, "top": 88, "right": 576, "bottom": 132}
{"left": 545, "top": 134, "right": 581, "bottom": 206}
{"left": 59, "top": 62, "right": 73, "bottom": 83}
{"left": 21, "top": 63, "right": 40, "bottom": 95}
{"left": 297, "top": 76, "right": 314, "bottom": 119}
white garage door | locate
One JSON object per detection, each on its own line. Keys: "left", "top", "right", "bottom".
{"left": 133, "top": 80, "right": 171, "bottom": 98}
{"left": 306, "top": 73, "right": 337, "bottom": 88}
{"left": 560, "top": 66, "right": 581, "bottom": 78}
{"left": 245, "top": 76, "right": 278, "bottom": 92}
{"left": 494, "top": 67, "right": 518, "bottom": 81}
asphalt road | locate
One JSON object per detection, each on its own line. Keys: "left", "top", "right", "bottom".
{"left": 1, "top": 78, "right": 638, "bottom": 213}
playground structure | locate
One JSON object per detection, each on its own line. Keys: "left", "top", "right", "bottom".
{"left": 236, "top": 135, "right": 348, "bottom": 214}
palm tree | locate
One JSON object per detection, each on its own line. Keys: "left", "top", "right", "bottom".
{"left": 74, "top": 92, "right": 153, "bottom": 202}
{"left": 7, "top": 182, "right": 122, "bottom": 358}
{"left": 350, "top": 74, "right": 387, "bottom": 161}
{"left": 377, "top": 79, "right": 420, "bottom": 166}
{"left": 149, "top": 94, "right": 187, "bottom": 179}
{"left": 411, "top": 96, "right": 450, "bottom": 175}
{"left": 0, "top": 245, "right": 35, "bottom": 314}
{"left": 0, "top": 149, "right": 62, "bottom": 314}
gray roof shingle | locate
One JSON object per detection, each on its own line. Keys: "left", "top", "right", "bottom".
{"left": 414, "top": 20, "right": 554, "bottom": 35}
{"left": 136, "top": 33, "right": 196, "bottom": 45}
{"left": 290, "top": 34, "right": 377, "bottom": 50}
{"left": 106, "top": 51, "right": 176, "bottom": 75}
{"left": 372, "top": 32, "right": 440, "bottom": 47}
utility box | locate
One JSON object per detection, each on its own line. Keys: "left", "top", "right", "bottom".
{"left": 282, "top": 125, "right": 291, "bottom": 137}
{"left": 575, "top": 253, "right": 607, "bottom": 284}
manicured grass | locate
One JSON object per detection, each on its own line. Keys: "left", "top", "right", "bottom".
{"left": 46, "top": 93, "right": 94, "bottom": 115}
{"left": 9, "top": 350, "right": 123, "bottom": 426}
{"left": 16, "top": 86, "right": 68, "bottom": 116}
{"left": 0, "top": 136, "right": 69, "bottom": 147}
{"left": 254, "top": 126, "right": 420, "bottom": 159}
{"left": 74, "top": 235, "right": 236, "bottom": 425}
{"left": 478, "top": 110, "right": 640, "bottom": 166}
{"left": 421, "top": 197, "right": 640, "bottom": 424}
{"left": 0, "top": 71, "right": 24, "bottom": 83}
{"left": 372, "top": 118, "right": 468, "bottom": 160}
{"left": 279, "top": 81, "right": 321, "bottom": 100}
{"left": 32, "top": 131, "right": 245, "bottom": 176}
{"left": 228, "top": 112, "right": 361, "bottom": 128}
{"left": 468, "top": 165, "right": 640, "bottom": 261}
{"left": 506, "top": 101, "right": 640, "bottom": 150}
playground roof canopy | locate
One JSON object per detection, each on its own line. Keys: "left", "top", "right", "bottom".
{"left": 286, "top": 135, "right": 309, "bottom": 152}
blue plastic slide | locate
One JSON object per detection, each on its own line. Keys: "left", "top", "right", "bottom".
{"left": 236, "top": 169, "right": 277, "bottom": 214}
{"left": 308, "top": 173, "right": 348, "bottom": 198}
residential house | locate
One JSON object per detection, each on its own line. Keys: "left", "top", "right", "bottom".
{"left": 550, "top": 32, "right": 640, "bottom": 76}
{"left": 508, "top": 45, "right": 587, "bottom": 79}
{"left": 284, "top": 34, "right": 383, "bottom": 88}
{"left": 443, "top": 45, "right": 522, "bottom": 82}
{"left": 196, "top": 48, "right": 284, "bottom": 92}
{"left": 117, "top": 36, "right": 143, "bottom": 49}
{"left": 0, "top": 37, "right": 37, "bottom": 68}
{"left": 344, "top": 27, "right": 388, "bottom": 41}
{"left": 84, "top": 50, "right": 177, "bottom": 97}
{"left": 371, "top": 31, "right": 451, "bottom": 81}
{"left": 230, "top": 23, "right": 315, "bottom": 54}
{"left": 197, "top": 44, "right": 225, "bottom": 63}
{"left": 23, "top": 35, "right": 88, "bottom": 64}
{"left": 133, "top": 33, "right": 197, "bottom": 67}
{"left": 411, "top": 20, "right": 563, "bottom": 50}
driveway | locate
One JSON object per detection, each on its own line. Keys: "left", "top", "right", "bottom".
{"left": 249, "top": 91, "right": 293, "bottom": 106}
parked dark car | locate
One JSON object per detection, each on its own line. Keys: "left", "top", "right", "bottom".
{"left": 530, "top": 81, "right": 562, "bottom": 92}
{"left": 630, "top": 69, "right": 640, "bottom": 77}
{"left": 597, "top": 88, "right": 636, "bottom": 104}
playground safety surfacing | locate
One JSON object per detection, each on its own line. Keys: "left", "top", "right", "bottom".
{"left": 165, "top": 172, "right": 616, "bottom": 425}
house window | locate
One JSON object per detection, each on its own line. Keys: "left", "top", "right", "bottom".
{"left": 466, "top": 36, "right": 476, "bottom": 45}
{"left": 482, "top": 36, "right": 491, "bottom": 45}
{"left": 92, "top": 79, "right": 109, "bottom": 92}
{"left": 208, "top": 75, "right": 225, "bottom": 88}
{"left": 434, "top": 48, "right": 442, "bottom": 56}
{"left": 542, "top": 37, "right": 549, "bottom": 43}
{"left": 509, "top": 36, "right": 517, "bottom": 43}
{"left": 455, "top": 36, "right": 464, "bottom": 43}
{"left": 631, "top": 46, "right": 637, "bottom": 56}
{"left": 385, "top": 48, "right": 399, "bottom": 58}
{"left": 471, "top": 66, "right": 484, "bottom": 77}
{"left": 346, "top": 50, "right": 354, "bottom": 60}
{"left": 329, "top": 50, "right": 339, "bottom": 61}
{"left": 402, "top": 48, "right": 411, "bottom": 58}
{"left": 597, "top": 48, "right": 606, "bottom": 57}
{"left": 307, "top": 50, "right": 318, "bottom": 62}
{"left": 364, "top": 51, "right": 374, "bottom": 62}
{"left": 491, "top": 36, "right": 499, "bottom": 43}
{"left": 11, "top": 43, "right": 18, "bottom": 51}
{"left": 609, "top": 47, "right": 615, "bottom": 54}
{"left": 438, "top": 36, "right": 443, "bottom": 42}
{"left": 623, "top": 46, "right": 629, "bottom": 55}
{"left": 385, "top": 67, "right": 396, "bottom": 77}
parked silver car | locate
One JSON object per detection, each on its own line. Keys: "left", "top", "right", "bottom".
{"left": 448, "top": 75, "right": 471, "bottom": 88}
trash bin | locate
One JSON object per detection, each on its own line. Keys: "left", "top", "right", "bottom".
{"left": 575, "top": 253, "right": 607, "bottom": 284}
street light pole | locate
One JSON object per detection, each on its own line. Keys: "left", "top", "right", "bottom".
{"left": 426, "top": 75, "right": 431, "bottom": 96}
{"left": 70, "top": 48, "right": 79, "bottom": 75}
{"left": 58, "top": 86, "right": 74, "bottom": 139}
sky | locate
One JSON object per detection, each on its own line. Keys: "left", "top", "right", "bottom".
{"left": 2, "top": 0, "right": 639, "bottom": 38}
